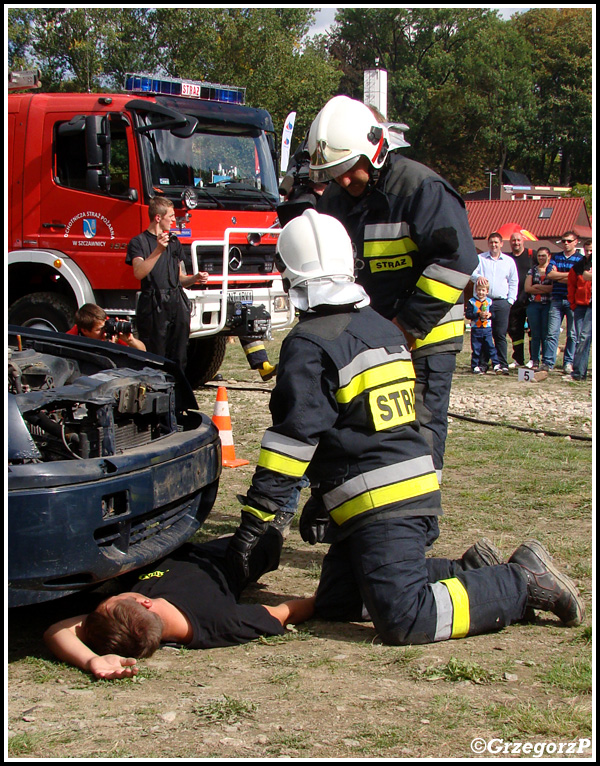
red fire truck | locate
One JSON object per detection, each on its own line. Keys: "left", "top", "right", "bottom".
{"left": 8, "top": 70, "right": 294, "bottom": 386}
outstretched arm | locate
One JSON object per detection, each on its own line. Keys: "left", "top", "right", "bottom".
{"left": 43, "top": 616, "right": 139, "bottom": 680}
{"left": 263, "top": 596, "right": 316, "bottom": 627}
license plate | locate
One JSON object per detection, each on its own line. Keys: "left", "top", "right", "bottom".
{"left": 227, "top": 292, "right": 253, "bottom": 304}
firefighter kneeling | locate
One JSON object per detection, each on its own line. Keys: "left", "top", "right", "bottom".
{"left": 227, "top": 210, "right": 584, "bottom": 644}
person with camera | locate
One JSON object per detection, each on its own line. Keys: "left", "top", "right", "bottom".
{"left": 67, "top": 303, "right": 146, "bottom": 350}
{"left": 126, "top": 197, "right": 208, "bottom": 373}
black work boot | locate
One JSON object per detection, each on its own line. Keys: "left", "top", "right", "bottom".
{"left": 461, "top": 538, "right": 504, "bottom": 569}
{"left": 269, "top": 509, "right": 295, "bottom": 539}
{"left": 508, "top": 539, "right": 585, "bottom": 627}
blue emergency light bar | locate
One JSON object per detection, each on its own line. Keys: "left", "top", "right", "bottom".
{"left": 124, "top": 73, "right": 245, "bottom": 105}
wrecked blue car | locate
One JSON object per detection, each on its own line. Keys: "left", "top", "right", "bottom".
{"left": 8, "top": 326, "right": 221, "bottom": 607}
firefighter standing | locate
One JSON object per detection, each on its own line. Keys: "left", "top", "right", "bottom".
{"left": 308, "top": 96, "right": 478, "bottom": 482}
{"left": 226, "top": 210, "right": 583, "bottom": 645}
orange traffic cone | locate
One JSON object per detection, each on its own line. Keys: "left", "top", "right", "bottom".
{"left": 212, "top": 386, "right": 249, "bottom": 468}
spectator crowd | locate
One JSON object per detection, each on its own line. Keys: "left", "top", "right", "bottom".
{"left": 467, "top": 231, "right": 592, "bottom": 382}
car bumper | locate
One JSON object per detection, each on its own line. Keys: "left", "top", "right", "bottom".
{"left": 8, "top": 412, "right": 221, "bottom": 606}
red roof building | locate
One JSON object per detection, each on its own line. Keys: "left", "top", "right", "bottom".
{"left": 465, "top": 198, "right": 592, "bottom": 253}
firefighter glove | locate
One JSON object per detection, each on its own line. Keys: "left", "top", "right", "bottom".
{"left": 226, "top": 511, "right": 269, "bottom": 581}
{"left": 299, "top": 496, "right": 330, "bottom": 545}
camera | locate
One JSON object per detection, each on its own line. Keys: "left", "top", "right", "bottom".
{"left": 277, "top": 140, "right": 320, "bottom": 227}
{"left": 104, "top": 318, "right": 132, "bottom": 338}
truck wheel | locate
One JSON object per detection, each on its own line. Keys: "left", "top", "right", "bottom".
{"left": 8, "top": 292, "right": 77, "bottom": 333}
{"left": 185, "top": 336, "right": 228, "bottom": 389}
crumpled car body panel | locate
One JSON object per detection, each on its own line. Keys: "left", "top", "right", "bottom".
{"left": 8, "top": 326, "right": 222, "bottom": 607}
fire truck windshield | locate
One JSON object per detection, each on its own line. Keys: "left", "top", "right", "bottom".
{"left": 137, "top": 113, "right": 279, "bottom": 204}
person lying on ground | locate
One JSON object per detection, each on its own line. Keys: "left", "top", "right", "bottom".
{"left": 44, "top": 529, "right": 315, "bottom": 680}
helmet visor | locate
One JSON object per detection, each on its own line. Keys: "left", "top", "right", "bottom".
{"left": 309, "top": 139, "right": 358, "bottom": 182}
{"left": 309, "top": 154, "right": 363, "bottom": 183}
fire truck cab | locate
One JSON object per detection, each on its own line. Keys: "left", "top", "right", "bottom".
{"left": 8, "top": 71, "right": 294, "bottom": 386}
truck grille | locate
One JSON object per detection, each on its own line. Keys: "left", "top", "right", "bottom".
{"left": 182, "top": 244, "right": 277, "bottom": 277}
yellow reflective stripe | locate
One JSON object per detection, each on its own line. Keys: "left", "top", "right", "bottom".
{"left": 440, "top": 578, "right": 470, "bottom": 638}
{"left": 416, "top": 275, "right": 463, "bottom": 305}
{"left": 329, "top": 472, "right": 439, "bottom": 525}
{"left": 364, "top": 238, "right": 418, "bottom": 258}
{"left": 336, "top": 360, "right": 415, "bottom": 404}
{"left": 243, "top": 341, "right": 265, "bottom": 356}
{"left": 413, "top": 320, "right": 465, "bottom": 349}
{"left": 258, "top": 448, "right": 309, "bottom": 478}
{"left": 243, "top": 505, "right": 276, "bottom": 522}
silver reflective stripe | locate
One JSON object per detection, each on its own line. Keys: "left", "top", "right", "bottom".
{"left": 365, "top": 222, "right": 411, "bottom": 240}
{"left": 430, "top": 581, "right": 453, "bottom": 641}
{"left": 260, "top": 431, "right": 317, "bottom": 461}
{"left": 338, "top": 348, "right": 412, "bottom": 388}
{"left": 322, "top": 455, "right": 436, "bottom": 511}
{"left": 436, "top": 303, "right": 466, "bottom": 325}
{"left": 422, "top": 263, "right": 471, "bottom": 290}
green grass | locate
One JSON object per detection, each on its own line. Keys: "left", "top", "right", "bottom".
{"left": 414, "top": 656, "right": 501, "bottom": 685}
{"left": 8, "top": 329, "right": 592, "bottom": 759}
{"left": 538, "top": 657, "right": 593, "bottom": 695}
{"left": 192, "top": 694, "right": 257, "bottom": 724}
{"left": 485, "top": 701, "right": 593, "bottom": 739}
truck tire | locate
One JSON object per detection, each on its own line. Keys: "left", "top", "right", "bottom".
{"left": 8, "top": 292, "right": 77, "bottom": 333}
{"left": 185, "top": 335, "right": 228, "bottom": 389}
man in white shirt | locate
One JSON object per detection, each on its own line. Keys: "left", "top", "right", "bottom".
{"left": 471, "top": 232, "right": 519, "bottom": 373}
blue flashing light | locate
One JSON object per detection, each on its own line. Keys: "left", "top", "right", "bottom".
{"left": 125, "top": 73, "right": 245, "bottom": 104}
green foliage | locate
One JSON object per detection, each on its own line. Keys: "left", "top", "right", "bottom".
{"left": 513, "top": 8, "right": 592, "bottom": 185}
{"left": 327, "top": 7, "right": 592, "bottom": 190}
{"left": 154, "top": 8, "right": 341, "bottom": 139}
{"left": 566, "top": 184, "right": 593, "bottom": 217}
{"left": 7, "top": 8, "right": 591, "bottom": 187}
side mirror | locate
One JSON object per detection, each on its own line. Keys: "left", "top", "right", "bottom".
{"left": 85, "top": 115, "right": 111, "bottom": 192}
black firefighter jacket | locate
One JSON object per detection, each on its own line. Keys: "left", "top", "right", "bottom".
{"left": 243, "top": 306, "right": 443, "bottom": 537}
{"left": 318, "top": 153, "right": 479, "bottom": 359}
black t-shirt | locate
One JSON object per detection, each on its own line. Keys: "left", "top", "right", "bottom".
{"left": 509, "top": 248, "right": 535, "bottom": 301}
{"left": 130, "top": 543, "right": 285, "bottom": 649}
{"left": 126, "top": 230, "right": 185, "bottom": 292}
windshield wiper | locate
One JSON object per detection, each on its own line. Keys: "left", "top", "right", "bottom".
{"left": 221, "top": 182, "right": 278, "bottom": 210}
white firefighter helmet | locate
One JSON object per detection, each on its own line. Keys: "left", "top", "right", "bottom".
{"left": 276, "top": 209, "right": 354, "bottom": 290}
{"left": 308, "top": 95, "right": 402, "bottom": 182}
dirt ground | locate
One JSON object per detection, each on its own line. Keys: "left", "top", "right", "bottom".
{"left": 6, "top": 354, "right": 593, "bottom": 760}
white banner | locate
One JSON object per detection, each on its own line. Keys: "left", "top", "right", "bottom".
{"left": 280, "top": 112, "right": 296, "bottom": 173}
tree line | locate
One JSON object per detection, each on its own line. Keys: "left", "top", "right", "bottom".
{"left": 8, "top": 7, "right": 592, "bottom": 195}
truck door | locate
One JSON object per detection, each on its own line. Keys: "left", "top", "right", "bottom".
{"left": 38, "top": 109, "right": 142, "bottom": 297}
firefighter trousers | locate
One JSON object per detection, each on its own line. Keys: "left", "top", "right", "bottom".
{"left": 412, "top": 353, "right": 456, "bottom": 481}
{"left": 314, "top": 516, "right": 527, "bottom": 646}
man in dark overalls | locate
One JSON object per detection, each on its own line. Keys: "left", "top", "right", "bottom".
{"left": 126, "top": 197, "right": 208, "bottom": 373}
